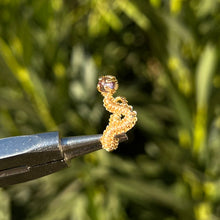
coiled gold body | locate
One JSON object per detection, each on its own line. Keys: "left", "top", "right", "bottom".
{"left": 97, "top": 75, "right": 137, "bottom": 151}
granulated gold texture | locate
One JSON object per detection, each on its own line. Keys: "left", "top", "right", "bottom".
{"left": 97, "top": 75, "right": 137, "bottom": 151}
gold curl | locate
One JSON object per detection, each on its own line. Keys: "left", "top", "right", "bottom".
{"left": 97, "top": 75, "right": 137, "bottom": 151}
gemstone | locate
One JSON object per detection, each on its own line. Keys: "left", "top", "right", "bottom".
{"left": 97, "top": 75, "right": 118, "bottom": 93}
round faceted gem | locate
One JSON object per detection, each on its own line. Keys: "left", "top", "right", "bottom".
{"left": 97, "top": 75, "right": 118, "bottom": 93}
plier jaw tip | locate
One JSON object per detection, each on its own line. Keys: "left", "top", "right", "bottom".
{"left": 0, "top": 132, "right": 128, "bottom": 187}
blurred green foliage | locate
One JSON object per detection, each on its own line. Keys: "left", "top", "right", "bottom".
{"left": 0, "top": 0, "right": 220, "bottom": 219}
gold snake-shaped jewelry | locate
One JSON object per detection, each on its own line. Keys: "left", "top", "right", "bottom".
{"left": 97, "top": 75, "right": 137, "bottom": 151}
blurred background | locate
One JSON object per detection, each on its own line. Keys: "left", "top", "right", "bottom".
{"left": 0, "top": 0, "right": 220, "bottom": 219}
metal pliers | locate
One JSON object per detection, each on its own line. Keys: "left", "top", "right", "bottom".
{"left": 0, "top": 132, "right": 127, "bottom": 187}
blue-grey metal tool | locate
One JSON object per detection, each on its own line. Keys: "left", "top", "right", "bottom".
{"left": 0, "top": 132, "right": 127, "bottom": 187}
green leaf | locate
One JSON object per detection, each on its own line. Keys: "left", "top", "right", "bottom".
{"left": 196, "top": 43, "right": 217, "bottom": 109}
